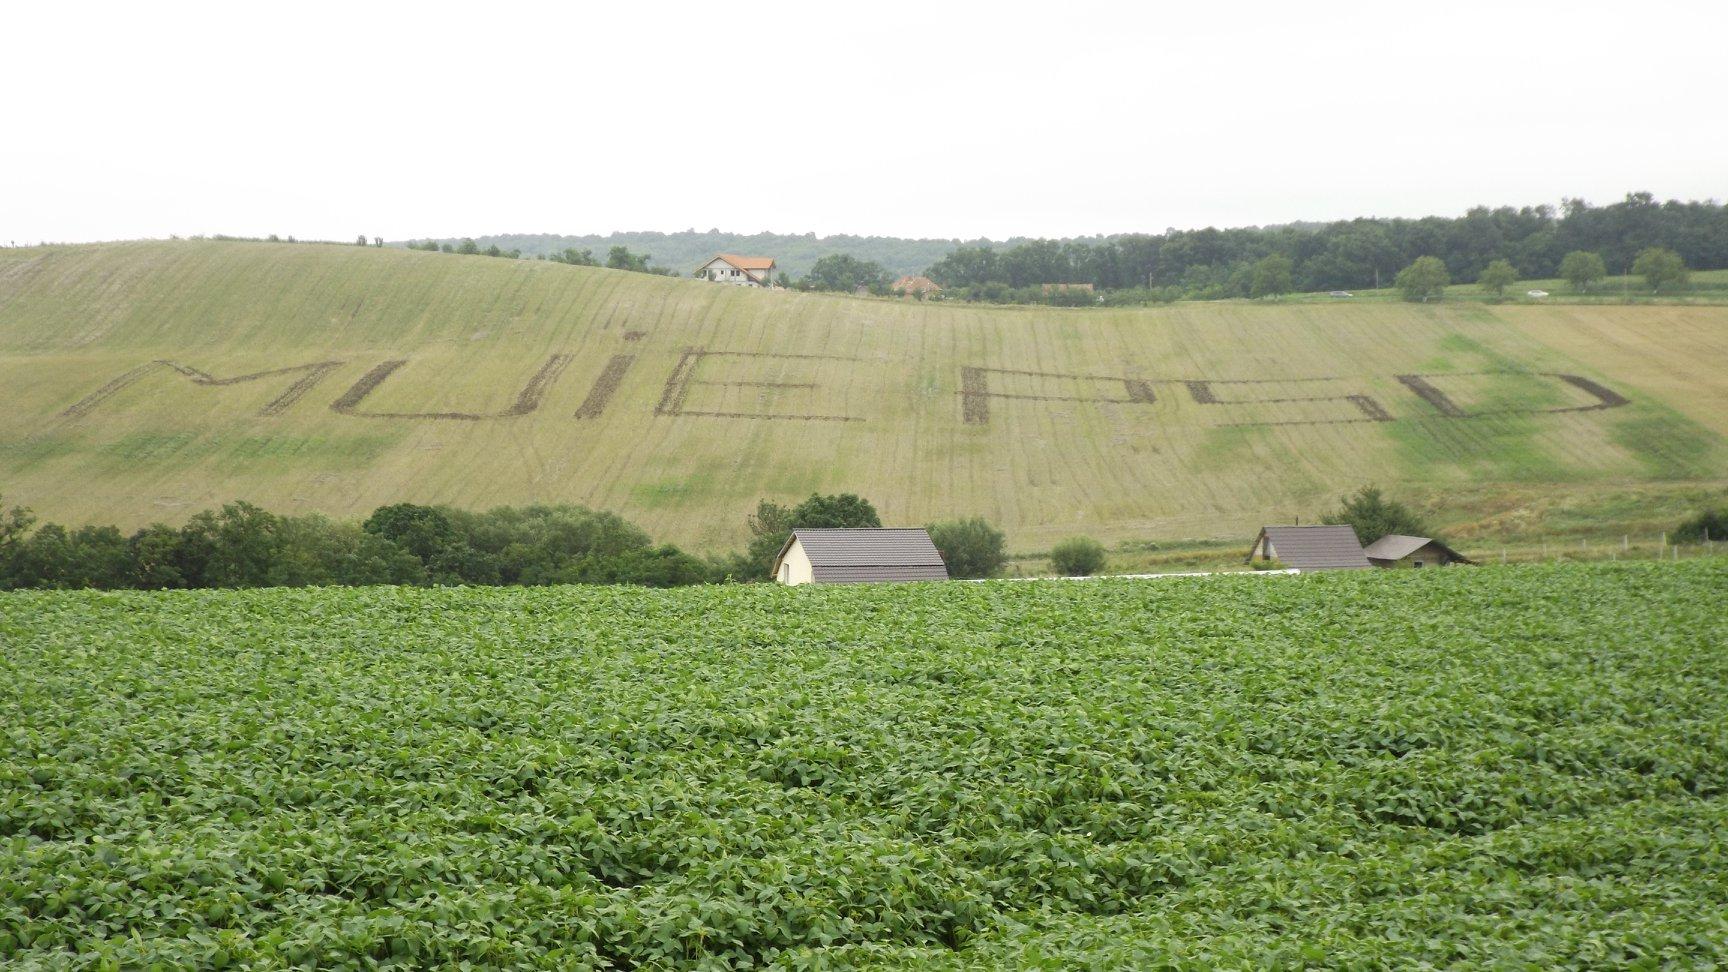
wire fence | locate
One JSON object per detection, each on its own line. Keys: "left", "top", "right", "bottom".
{"left": 1495, "top": 533, "right": 1722, "bottom": 565}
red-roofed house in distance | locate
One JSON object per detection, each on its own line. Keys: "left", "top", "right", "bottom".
{"left": 697, "top": 254, "right": 777, "bottom": 287}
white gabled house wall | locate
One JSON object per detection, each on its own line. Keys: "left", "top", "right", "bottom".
{"left": 697, "top": 255, "right": 774, "bottom": 287}
{"left": 776, "top": 537, "right": 815, "bottom": 585}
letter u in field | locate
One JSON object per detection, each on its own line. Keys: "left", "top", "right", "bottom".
{"left": 330, "top": 355, "right": 575, "bottom": 420}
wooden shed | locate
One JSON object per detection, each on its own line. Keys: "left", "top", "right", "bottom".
{"left": 1362, "top": 534, "right": 1474, "bottom": 568}
{"left": 1244, "top": 525, "right": 1370, "bottom": 571}
{"left": 773, "top": 528, "right": 950, "bottom": 585}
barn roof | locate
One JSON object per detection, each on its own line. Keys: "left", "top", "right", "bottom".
{"left": 1363, "top": 534, "right": 1474, "bottom": 564}
{"left": 1251, "top": 525, "right": 1370, "bottom": 570}
{"left": 781, "top": 528, "right": 949, "bottom": 583}
{"left": 1362, "top": 534, "right": 1432, "bottom": 561}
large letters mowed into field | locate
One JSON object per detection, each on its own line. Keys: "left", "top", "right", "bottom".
{"left": 3, "top": 561, "right": 1726, "bottom": 967}
{"left": 2, "top": 242, "right": 1726, "bottom": 549}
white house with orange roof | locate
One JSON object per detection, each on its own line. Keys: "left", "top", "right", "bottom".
{"left": 697, "top": 254, "right": 777, "bottom": 287}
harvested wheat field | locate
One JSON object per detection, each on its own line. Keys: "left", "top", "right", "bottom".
{"left": 1, "top": 241, "right": 1725, "bottom": 550}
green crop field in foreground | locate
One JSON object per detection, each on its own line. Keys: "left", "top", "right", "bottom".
{"left": 2, "top": 241, "right": 1727, "bottom": 553}
{"left": 3, "top": 561, "right": 1726, "bottom": 967}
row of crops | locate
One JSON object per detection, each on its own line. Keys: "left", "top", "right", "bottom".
{"left": 3, "top": 561, "right": 1726, "bottom": 968}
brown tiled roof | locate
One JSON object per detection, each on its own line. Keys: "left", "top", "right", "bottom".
{"left": 713, "top": 254, "right": 776, "bottom": 271}
{"left": 893, "top": 275, "right": 941, "bottom": 293}
{"left": 1250, "top": 525, "right": 1369, "bottom": 570}
{"left": 783, "top": 528, "right": 949, "bottom": 583}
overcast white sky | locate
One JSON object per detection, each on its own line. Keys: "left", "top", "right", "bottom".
{"left": 5, "top": 1, "right": 1725, "bottom": 244}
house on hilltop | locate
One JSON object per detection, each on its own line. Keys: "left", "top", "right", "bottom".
{"left": 892, "top": 275, "right": 942, "bottom": 297}
{"left": 698, "top": 254, "right": 777, "bottom": 287}
{"left": 773, "top": 528, "right": 949, "bottom": 585}
{"left": 1245, "top": 525, "right": 1370, "bottom": 571}
{"left": 1362, "top": 534, "right": 1474, "bottom": 568}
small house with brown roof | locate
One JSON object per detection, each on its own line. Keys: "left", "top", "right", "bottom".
{"left": 1245, "top": 525, "right": 1370, "bottom": 571}
{"left": 698, "top": 254, "right": 777, "bottom": 287}
{"left": 773, "top": 528, "right": 949, "bottom": 585}
{"left": 1362, "top": 534, "right": 1474, "bottom": 568}
{"left": 892, "top": 275, "right": 942, "bottom": 297}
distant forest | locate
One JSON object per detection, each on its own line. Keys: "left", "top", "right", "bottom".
{"left": 399, "top": 192, "right": 1728, "bottom": 294}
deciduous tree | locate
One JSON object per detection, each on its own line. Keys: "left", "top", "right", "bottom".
{"left": 1558, "top": 250, "right": 1607, "bottom": 292}
{"left": 1395, "top": 256, "right": 1450, "bottom": 302}
{"left": 1631, "top": 246, "right": 1688, "bottom": 291}
{"left": 1477, "top": 259, "right": 1517, "bottom": 297}
{"left": 1249, "top": 253, "right": 1294, "bottom": 298}
{"left": 803, "top": 254, "right": 889, "bottom": 293}
{"left": 1323, "top": 486, "right": 1431, "bottom": 545}
{"left": 745, "top": 493, "right": 882, "bottom": 576}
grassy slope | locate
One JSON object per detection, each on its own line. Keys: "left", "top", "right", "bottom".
{"left": 1, "top": 240, "right": 1725, "bottom": 551}
{"left": 1282, "top": 267, "right": 1728, "bottom": 305}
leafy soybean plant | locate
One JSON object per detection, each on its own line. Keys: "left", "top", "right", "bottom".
{"left": 2, "top": 561, "right": 1726, "bottom": 968}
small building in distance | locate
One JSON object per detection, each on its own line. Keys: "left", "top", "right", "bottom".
{"left": 892, "top": 274, "right": 943, "bottom": 297}
{"left": 1041, "top": 282, "right": 1095, "bottom": 295}
{"left": 1362, "top": 534, "right": 1474, "bottom": 568}
{"left": 697, "top": 254, "right": 777, "bottom": 287}
{"left": 773, "top": 528, "right": 949, "bottom": 586}
{"left": 1245, "top": 525, "right": 1370, "bottom": 571}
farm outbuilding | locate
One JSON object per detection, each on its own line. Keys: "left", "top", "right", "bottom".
{"left": 1362, "top": 534, "right": 1474, "bottom": 568}
{"left": 773, "top": 528, "right": 949, "bottom": 585}
{"left": 1245, "top": 525, "right": 1370, "bottom": 571}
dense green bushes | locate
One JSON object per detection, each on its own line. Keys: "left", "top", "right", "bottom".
{"left": 1674, "top": 508, "right": 1727, "bottom": 543}
{"left": 1050, "top": 536, "right": 1106, "bottom": 576}
{"left": 0, "top": 496, "right": 714, "bottom": 591}
{"left": 1324, "top": 485, "right": 1434, "bottom": 545}
{"left": 3, "top": 562, "right": 1724, "bottom": 966}
{"left": 739, "top": 492, "right": 884, "bottom": 577}
{"left": 0, "top": 492, "right": 1012, "bottom": 588}
{"left": 926, "top": 517, "right": 1007, "bottom": 579}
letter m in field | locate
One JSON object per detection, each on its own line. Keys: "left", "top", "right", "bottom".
{"left": 60, "top": 359, "right": 345, "bottom": 418}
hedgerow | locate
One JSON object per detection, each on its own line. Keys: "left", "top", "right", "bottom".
{"left": 2, "top": 561, "right": 1725, "bottom": 967}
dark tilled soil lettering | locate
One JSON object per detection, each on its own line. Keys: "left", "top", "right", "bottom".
{"left": 332, "top": 355, "right": 574, "bottom": 420}
{"left": 1396, "top": 374, "right": 1468, "bottom": 417}
{"left": 61, "top": 360, "right": 345, "bottom": 418}
{"left": 574, "top": 354, "right": 636, "bottom": 419}
{"left": 656, "top": 349, "right": 859, "bottom": 422}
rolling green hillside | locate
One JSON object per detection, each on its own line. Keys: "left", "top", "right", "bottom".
{"left": 2, "top": 240, "right": 1725, "bottom": 551}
